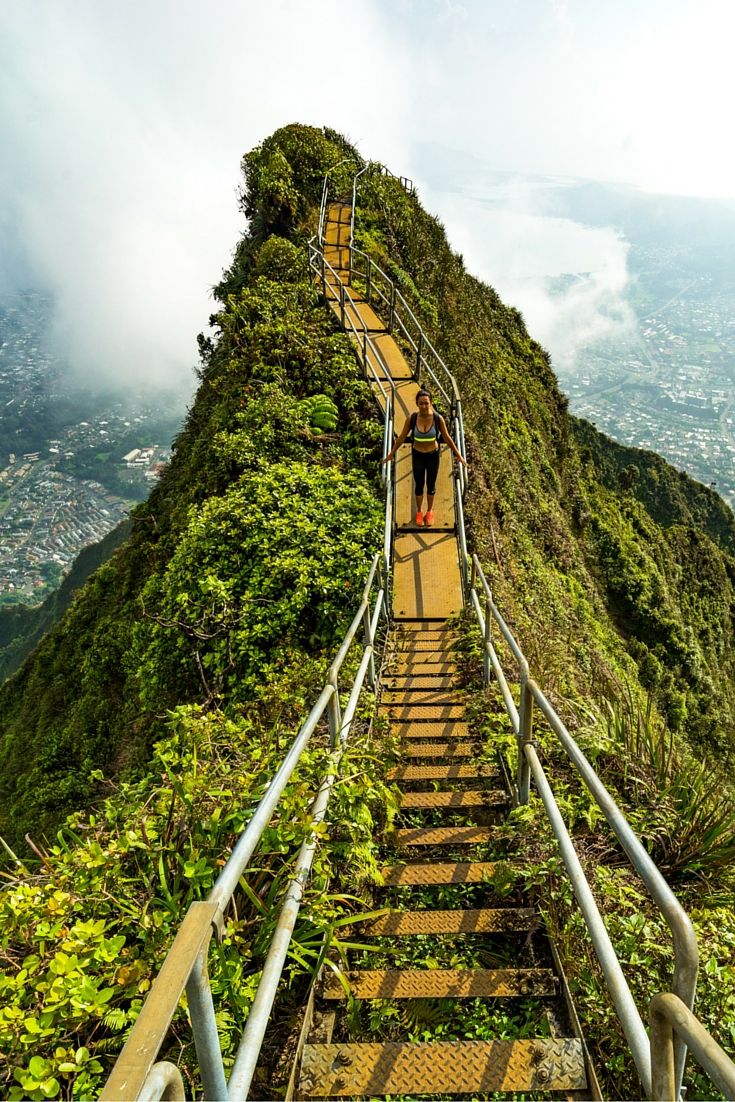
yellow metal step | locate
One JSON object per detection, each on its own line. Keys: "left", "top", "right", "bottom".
{"left": 384, "top": 674, "right": 459, "bottom": 690}
{"left": 387, "top": 763, "right": 486, "bottom": 781}
{"left": 381, "top": 688, "right": 465, "bottom": 706}
{"left": 392, "top": 825, "right": 497, "bottom": 846}
{"left": 392, "top": 532, "right": 463, "bottom": 620}
{"left": 299, "top": 1039, "right": 587, "bottom": 1096}
{"left": 359, "top": 907, "right": 536, "bottom": 936}
{"left": 323, "top": 967, "right": 556, "bottom": 1000}
{"left": 391, "top": 720, "right": 471, "bottom": 739}
{"left": 398, "top": 789, "right": 505, "bottom": 809}
{"left": 382, "top": 703, "right": 465, "bottom": 720}
{"left": 380, "top": 861, "right": 505, "bottom": 885}
{"left": 400, "top": 741, "right": 476, "bottom": 758}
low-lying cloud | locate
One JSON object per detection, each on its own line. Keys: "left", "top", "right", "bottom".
{"left": 1, "top": 0, "right": 414, "bottom": 396}
{"left": 420, "top": 175, "right": 637, "bottom": 377}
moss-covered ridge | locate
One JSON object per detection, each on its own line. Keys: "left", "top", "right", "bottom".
{"left": 0, "top": 148, "right": 384, "bottom": 845}
{"left": 344, "top": 147, "right": 735, "bottom": 763}
{"left": 1, "top": 119, "right": 734, "bottom": 841}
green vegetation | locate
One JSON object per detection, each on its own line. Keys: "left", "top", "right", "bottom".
{"left": 1, "top": 122, "right": 734, "bottom": 1097}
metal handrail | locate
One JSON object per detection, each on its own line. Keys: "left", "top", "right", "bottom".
{"left": 650, "top": 993, "right": 735, "bottom": 1101}
{"left": 317, "top": 157, "right": 356, "bottom": 244}
{"left": 311, "top": 179, "right": 729, "bottom": 1102}
{"left": 103, "top": 559, "right": 389, "bottom": 1101}
{"left": 104, "top": 236, "right": 398, "bottom": 1097}
{"left": 468, "top": 551, "right": 704, "bottom": 1099}
{"left": 104, "top": 170, "right": 734, "bottom": 1102}
{"left": 346, "top": 242, "right": 467, "bottom": 498}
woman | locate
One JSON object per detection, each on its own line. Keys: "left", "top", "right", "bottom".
{"left": 384, "top": 388, "right": 467, "bottom": 526}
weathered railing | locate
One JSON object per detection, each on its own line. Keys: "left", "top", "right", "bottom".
{"left": 650, "top": 992, "right": 735, "bottom": 1100}
{"left": 468, "top": 554, "right": 706, "bottom": 1100}
{"left": 102, "top": 166, "right": 735, "bottom": 1102}
{"left": 103, "top": 228, "right": 399, "bottom": 1099}
{"left": 103, "top": 554, "right": 389, "bottom": 1101}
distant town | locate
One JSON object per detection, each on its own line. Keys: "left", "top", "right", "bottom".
{"left": 559, "top": 245, "right": 735, "bottom": 512}
{"left": 0, "top": 290, "right": 183, "bottom": 605}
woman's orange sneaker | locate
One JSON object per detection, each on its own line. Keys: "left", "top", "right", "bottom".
{"left": 424, "top": 511, "right": 435, "bottom": 526}
{"left": 415, "top": 511, "right": 424, "bottom": 526}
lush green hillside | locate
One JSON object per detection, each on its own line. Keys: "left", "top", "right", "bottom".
{"left": 0, "top": 130, "right": 384, "bottom": 846}
{"left": 1, "top": 124, "right": 734, "bottom": 1099}
{"left": 347, "top": 163, "right": 735, "bottom": 767}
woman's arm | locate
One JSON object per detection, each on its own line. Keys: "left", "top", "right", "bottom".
{"left": 438, "top": 415, "right": 467, "bottom": 465}
{"left": 383, "top": 415, "right": 413, "bottom": 462}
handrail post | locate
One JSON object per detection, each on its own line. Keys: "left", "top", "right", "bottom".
{"left": 483, "top": 588, "right": 493, "bottom": 686}
{"left": 186, "top": 945, "right": 228, "bottom": 1102}
{"left": 389, "top": 283, "right": 396, "bottom": 334}
{"left": 650, "top": 997, "right": 677, "bottom": 1102}
{"left": 366, "top": 256, "right": 372, "bottom": 304}
{"left": 416, "top": 331, "right": 424, "bottom": 378}
{"left": 517, "top": 673, "right": 533, "bottom": 804}
{"left": 363, "top": 604, "right": 376, "bottom": 688}
{"left": 340, "top": 281, "right": 346, "bottom": 328}
{"left": 327, "top": 668, "right": 341, "bottom": 748}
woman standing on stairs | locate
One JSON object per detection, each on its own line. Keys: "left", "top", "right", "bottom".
{"left": 384, "top": 388, "right": 467, "bottom": 526}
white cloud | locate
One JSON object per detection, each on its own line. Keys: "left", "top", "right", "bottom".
{"left": 422, "top": 178, "right": 637, "bottom": 374}
{"left": 0, "top": 0, "right": 415, "bottom": 392}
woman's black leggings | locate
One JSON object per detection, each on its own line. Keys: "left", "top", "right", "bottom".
{"left": 412, "top": 448, "right": 440, "bottom": 496}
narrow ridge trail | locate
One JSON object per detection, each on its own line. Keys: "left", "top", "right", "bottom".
{"left": 295, "top": 203, "right": 591, "bottom": 1099}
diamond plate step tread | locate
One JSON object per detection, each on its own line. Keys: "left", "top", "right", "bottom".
{"left": 323, "top": 967, "right": 556, "bottom": 1000}
{"left": 384, "top": 675, "right": 460, "bottom": 690}
{"left": 400, "top": 741, "right": 476, "bottom": 758}
{"left": 399, "top": 789, "right": 506, "bottom": 809}
{"left": 389, "top": 660, "right": 458, "bottom": 674}
{"left": 395, "top": 628, "right": 456, "bottom": 639}
{"left": 380, "top": 861, "right": 505, "bottom": 885}
{"left": 359, "top": 907, "right": 536, "bottom": 935}
{"left": 299, "top": 1038, "right": 587, "bottom": 1096}
{"left": 387, "top": 764, "right": 486, "bottom": 781}
{"left": 392, "top": 825, "right": 498, "bottom": 845}
{"left": 382, "top": 687, "right": 465, "bottom": 703}
{"left": 391, "top": 720, "right": 471, "bottom": 739}
{"left": 382, "top": 704, "right": 466, "bottom": 720}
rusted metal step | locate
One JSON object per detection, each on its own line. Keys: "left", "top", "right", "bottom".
{"left": 384, "top": 675, "right": 459, "bottom": 690}
{"left": 396, "top": 627, "right": 456, "bottom": 641}
{"left": 399, "top": 789, "right": 505, "bottom": 809}
{"left": 397, "top": 646, "right": 457, "bottom": 659}
{"left": 381, "top": 703, "right": 466, "bottom": 721}
{"left": 323, "top": 967, "right": 556, "bottom": 1000}
{"left": 359, "top": 907, "right": 535, "bottom": 935}
{"left": 389, "top": 658, "right": 458, "bottom": 674}
{"left": 299, "top": 1038, "right": 587, "bottom": 1096}
{"left": 400, "top": 741, "right": 476, "bottom": 758}
{"left": 380, "top": 861, "right": 505, "bottom": 885}
{"left": 392, "top": 825, "right": 497, "bottom": 846}
{"left": 387, "top": 763, "right": 486, "bottom": 781}
{"left": 391, "top": 720, "right": 471, "bottom": 739}
{"left": 382, "top": 688, "right": 464, "bottom": 706}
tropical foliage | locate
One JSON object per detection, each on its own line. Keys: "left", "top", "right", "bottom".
{"left": 1, "top": 122, "right": 734, "bottom": 1097}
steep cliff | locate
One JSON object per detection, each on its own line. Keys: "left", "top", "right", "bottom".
{"left": 2, "top": 121, "right": 734, "bottom": 843}
{"left": 2, "top": 122, "right": 734, "bottom": 1101}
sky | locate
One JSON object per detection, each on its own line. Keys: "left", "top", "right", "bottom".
{"left": 2, "top": 0, "right": 734, "bottom": 394}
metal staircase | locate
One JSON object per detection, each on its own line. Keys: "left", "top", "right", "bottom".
{"left": 296, "top": 623, "right": 591, "bottom": 1098}
{"left": 100, "top": 165, "right": 735, "bottom": 1102}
